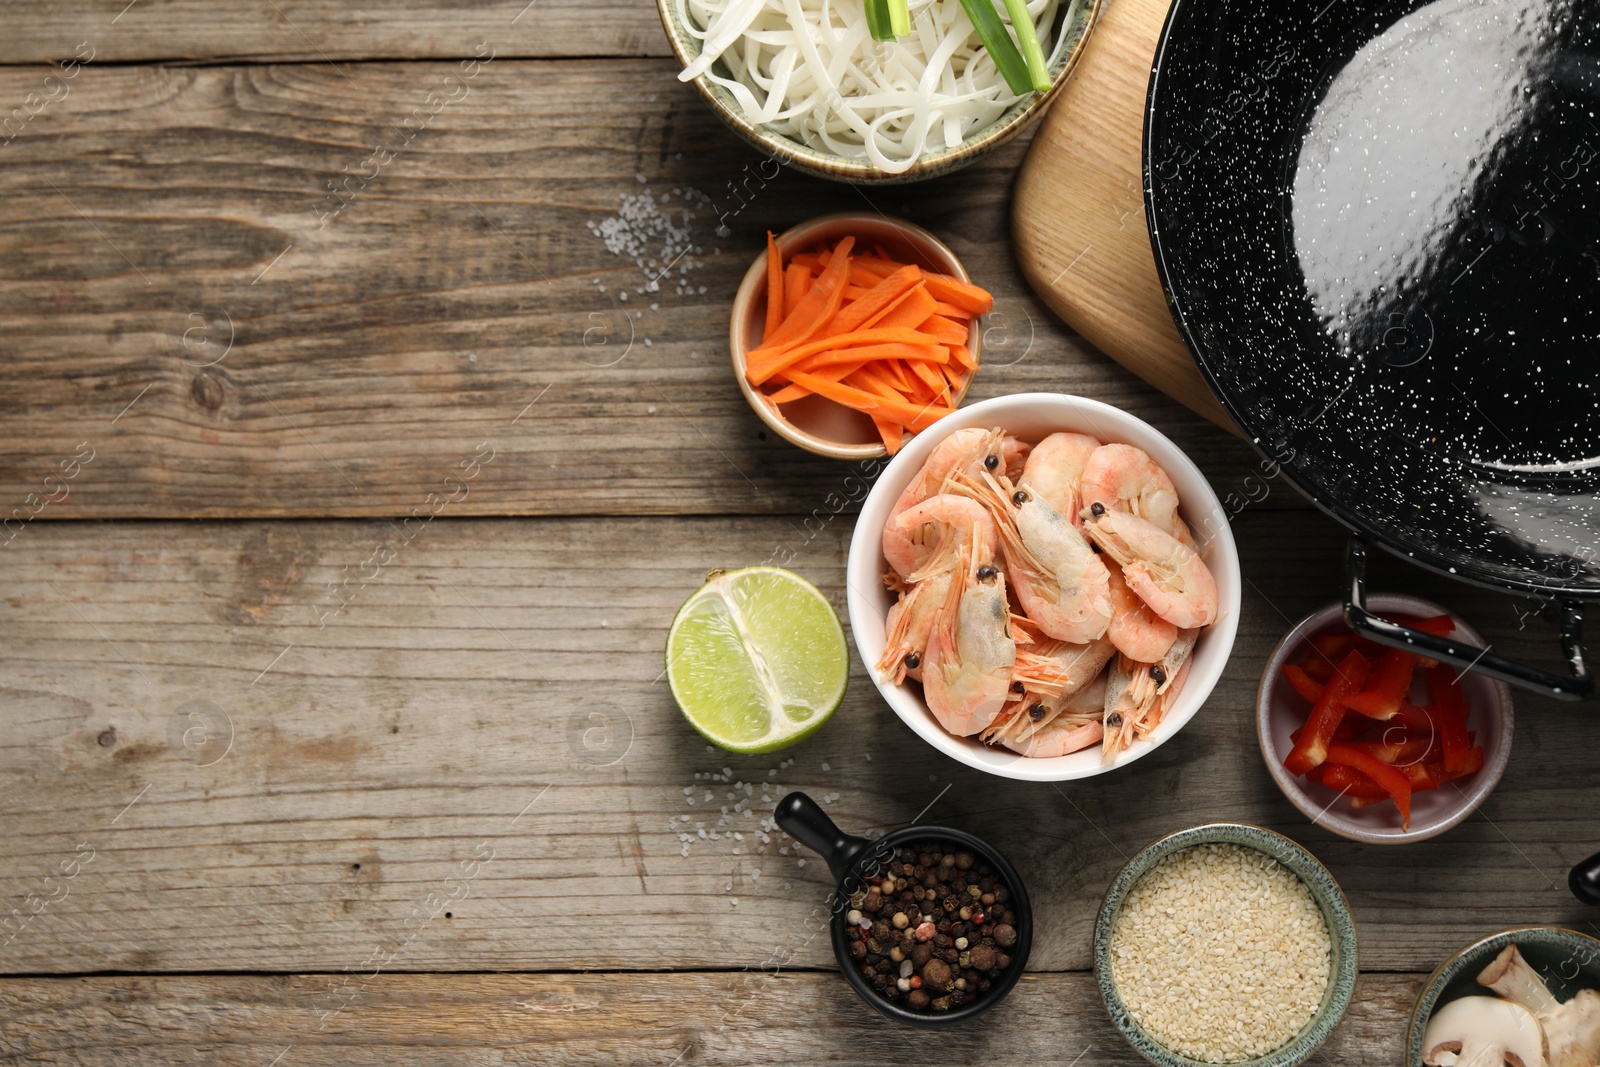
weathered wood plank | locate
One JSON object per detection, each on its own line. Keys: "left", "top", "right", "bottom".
{"left": 0, "top": 971, "right": 1423, "bottom": 1065}
{"left": 0, "top": 1, "right": 672, "bottom": 65}
{"left": 0, "top": 510, "right": 1592, "bottom": 975}
{"left": 0, "top": 58, "right": 1288, "bottom": 520}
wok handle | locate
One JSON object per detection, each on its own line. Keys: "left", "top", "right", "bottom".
{"left": 1344, "top": 535, "right": 1593, "bottom": 702}
{"left": 1571, "top": 850, "right": 1600, "bottom": 905}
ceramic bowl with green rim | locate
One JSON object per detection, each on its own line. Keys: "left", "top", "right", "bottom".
{"left": 1093, "top": 823, "right": 1359, "bottom": 1067}
{"left": 1406, "top": 926, "right": 1600, "bottom": 1067}
{"left": 655, "top": 0, "right": 1101, "bottom": 184}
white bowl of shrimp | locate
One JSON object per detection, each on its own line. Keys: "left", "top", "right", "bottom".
{"left": 845, "top": 393, "right": 1241, "bottom": 782}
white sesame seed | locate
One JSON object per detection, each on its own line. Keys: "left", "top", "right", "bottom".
{"left": 1109, "top": 843, "right": 1331, "bottom": 1063}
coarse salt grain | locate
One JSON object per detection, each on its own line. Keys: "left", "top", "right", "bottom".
{"left": 588, "top": 187, "right": 712, "bottom": 295}
{"left": 1109, "top": 843, "right": 1331, "bottom": 1064}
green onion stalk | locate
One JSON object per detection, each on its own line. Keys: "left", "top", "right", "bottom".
{"left": 952, "top": 0, "right": 1031, "bottom": 95}
{"left": 866, "top": 0, "right": 912, "bottom": 40}
{"left": 1000, "top": 0, "right": 1052, "bottom": 92}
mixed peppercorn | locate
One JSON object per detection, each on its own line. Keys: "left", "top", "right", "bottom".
{"left": 843, "top": 840, "right": 1019, "bottom": 1013}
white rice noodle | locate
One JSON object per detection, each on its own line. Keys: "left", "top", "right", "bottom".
{"left": 678, "top": 0, "right": 1080, "bottom": 173}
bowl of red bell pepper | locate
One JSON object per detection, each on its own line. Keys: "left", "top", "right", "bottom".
{"left": 1257, "top": 594, "right": 1513, "bottom": 844}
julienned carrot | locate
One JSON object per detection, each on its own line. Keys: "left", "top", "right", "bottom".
{"left": 872, "top": 286, "right": 939, "bottom": 330}
{"left": 747, "top": 326, "right": 940, "bottom": 385}
{"left": 918, "top": 314, "right": 970, "bottom": 346}
{"left": 764, "top": 232, "right": 784, "bottom": 340}
{"left": 904, "top": 357, "right": 950, "bottom": 403}
{"left": 825, "top": 265, "right": 922, "bottom": 337}
{"left": 860, "top": 285, "right": 922, "bottom": 330}
{"left": 753, "top": 234, "right": 990, "bottom": 442}
{"left": 922, "top": 272, "right": 994, "bottom": 315}
{"left": 863, "top": 359, "right": 913, "bottom": 396}
{"left": 762, "top": 235, "right": 855, "bottom": 353}
{"left": 767, "top": 359, "right": 870, "bottom": 403}
{"left": 870, "top": 415, "right": 904, "bottom": 455}
{"left": 794, "top": 342, "right": 948, "bottom": 372}
{"left": 784, "top": 264, "right": 811, "bottom": 321}
{"left": 784, "top": 370, "right": 957, "bottom": 432}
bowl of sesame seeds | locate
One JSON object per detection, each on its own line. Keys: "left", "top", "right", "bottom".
{"left": 1093, "top": 823, "right": 1359, "bottom": 1067}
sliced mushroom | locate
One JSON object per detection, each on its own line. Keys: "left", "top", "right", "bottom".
{"left": 1479, "top": 944, "right": 1600, "bottom": 1067}
{"left": 1422, "top": 995, "right": 1547, "bottom": 1067}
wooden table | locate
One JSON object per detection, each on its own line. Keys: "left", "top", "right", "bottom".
{"left": 0, "top": 5, "right": 1595, "bottom": 1062}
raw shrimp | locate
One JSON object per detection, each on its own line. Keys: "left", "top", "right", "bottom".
{"left": 876, "top": 568, "right": 953, "bottom": 684}
{"left": 999, "top": 675, "right": 1107, "bottom": 758}
{"left": 884, "top": 494, "right": 998, "bottom": 586}
{"left": 1080, "top": 444, "right": 1182, "bottom": 536}
{"left": 922, "top": 543, "right": 1016, "bottom": 737}
{"left": 877, "top": 494, "right": 997, "bottom": 683}
{"left": 1100, "top": 629, "right": 1200, "bottom": 761}
{"left": 955, "top": 470, "right": 1112, "bottom": 643}
{"left": 1009, "top": 634, "right": 1116, "bottom": 705}
{"left": 985, "top": 639, "right": 1111, "bottom": 742}
{"left": 882, "top": 428, "right": 1025, "bottom": 577}
{"left": 1079, "top": 505, "right": 1217, "bottom": 629}
{"left": 1020, "top": 432, "right": 1100, "bottom": 523}
{"left": 1140, "top": 658, "right": 1191, "bottom": 739}
{"left": 1106, "top": 563, "right": 1177, "bottom": 663}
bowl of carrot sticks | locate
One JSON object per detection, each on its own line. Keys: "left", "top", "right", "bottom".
{"left": 1256, "top": 594, "right": 1514, "bottom": 845}
{"left": 731, "top": 212, "right": 991, "bottom": 459}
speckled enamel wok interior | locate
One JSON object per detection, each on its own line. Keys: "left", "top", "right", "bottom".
{"left": 1144, "top": 0, "right": 1600, "bottom": 610}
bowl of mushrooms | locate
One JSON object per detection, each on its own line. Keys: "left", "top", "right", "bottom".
{"left": 1408, "top": 926, "right": 1600, "bottom": 1067}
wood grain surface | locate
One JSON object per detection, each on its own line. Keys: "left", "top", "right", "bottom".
{"left": 0, "top": 0, "right": 672, "bottom": 64}
{"left": 0, "top": 59, "right": 1272, "bottom": 519}
{"left": 1, "top": 511, "right": 1591, "bottom": 977}
{"left": 1013, "top": 0, "right": 1234, "bottom": 429}
{"left": 0, "top": 971, "right": 1424, "bottom": 1065}
{"left": 3, "top": 9, "right": 1596, "bottom": 1063}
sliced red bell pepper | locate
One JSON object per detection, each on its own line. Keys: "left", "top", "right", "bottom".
{"left": 1387, "top": 702, "right": 1437, "bottom": 733}
{"left": 1398, "top": 761, "right": 1441, "bottom": 791}
{"left": 1341, "top": 646, "right": 1418, "bottom": 719}
{"left": 1334, "top": 713, "right": 1373, "bottom": 740}
{"left": 1324, "top": 740, "right": 1413, "bottom": 829}
{"left": 1431, "top": 745, "right": 1485, "bottom": 784}
{"left": 1426, "top": 666, "right": 1473, "bottom": 774}
{"left": 1284, "top": 649, "right": 1370, "bottom": 777}
{"left": 1282, "top": 663, "right": 1324, "bottom": 704}
{"left": 1300, "top": 657, "right": 1334, "bottom": 684}
{"left": 1344, "top": 731, "right": 1433, "bottom": 766}
{"left": 1310, "top": 632, "right": 1362, "bottom": 661}
{"left": 1319, "top": 763, "right": 1389, "bottom": 800}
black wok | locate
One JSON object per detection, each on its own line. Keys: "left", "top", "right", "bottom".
{"left": 1145, "top": 0, "right": 1600, "bottom": 699}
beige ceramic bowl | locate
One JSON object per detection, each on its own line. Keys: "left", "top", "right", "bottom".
{"left": 731, "top": 212, "right": 979, "bottom": 460}
{"left": 1256, "top": 594, "right": 1514, "bottom": 845}
{"left": 656, "top": 0, "right": 1102, "bottom": 183}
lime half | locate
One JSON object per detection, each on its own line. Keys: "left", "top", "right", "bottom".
{"left": 666, "top": 567, "right": 848, "bottom": 754}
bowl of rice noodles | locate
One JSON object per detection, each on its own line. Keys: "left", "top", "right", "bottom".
{"left": 659, "top": 0, "right": 1101, "bottom": 182}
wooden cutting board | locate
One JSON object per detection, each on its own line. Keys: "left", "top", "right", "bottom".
{"left": 1013, "top": 0, "right": 1236, "bottom": 433}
